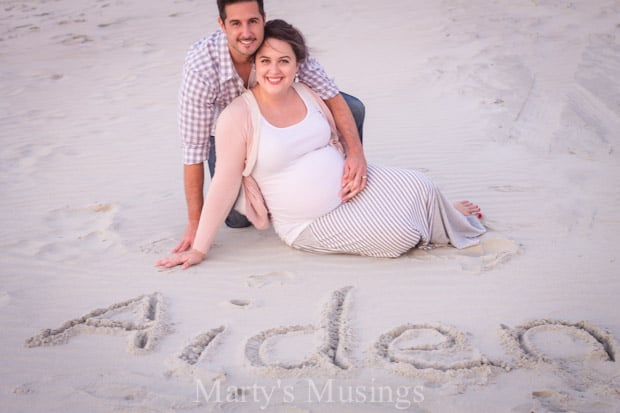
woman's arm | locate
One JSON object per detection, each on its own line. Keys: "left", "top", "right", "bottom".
{"left": 156, "top": 100, "right": 249, "bottom": 269}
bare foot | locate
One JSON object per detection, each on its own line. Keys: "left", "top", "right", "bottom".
{"left": 454, "top": 200, "right": 483, "bottom": 219}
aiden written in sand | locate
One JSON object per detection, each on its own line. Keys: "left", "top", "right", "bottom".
{"left": 156, "top": 19, "right": 486, "bottom": 270}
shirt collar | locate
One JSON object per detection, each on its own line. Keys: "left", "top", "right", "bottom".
{"left": 216, "top": 29, "right": 257, "bottom": 89}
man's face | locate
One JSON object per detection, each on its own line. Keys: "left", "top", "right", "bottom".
{"left": 218, "top": 1, "right": 265, "bottom": 62}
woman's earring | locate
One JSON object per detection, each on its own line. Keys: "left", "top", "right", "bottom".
{"left": 295, "top": 72, "right": 299, "bottom": 82}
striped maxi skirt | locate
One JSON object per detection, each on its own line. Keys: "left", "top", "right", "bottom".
{"left": 291, "top": 164, "right": 486, "bottom": 258}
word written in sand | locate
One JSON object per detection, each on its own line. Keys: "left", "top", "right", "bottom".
{"left": 25, "top": 287, "right": 618, "bottom": 379}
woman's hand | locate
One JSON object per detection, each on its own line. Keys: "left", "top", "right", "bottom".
{"left": 155, "top": 248, "right": 205, "bottom": 270}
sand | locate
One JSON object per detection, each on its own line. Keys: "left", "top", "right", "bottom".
{"left": 1, "top": 0, "right": 619, "bottom": 411}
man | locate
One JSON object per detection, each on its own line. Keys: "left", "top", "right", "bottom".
{"left": 173, "top": 0, "right": 367, "bottom": 253}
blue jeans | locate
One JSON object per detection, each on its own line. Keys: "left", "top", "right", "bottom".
{"left": 209, "top": 92, "right": 365, "bottom": 228}
{"left": 340, "top": 92, "right": 365, "bottom": 143}
{"left": 207, "top": 135, "right": 251, "bottom": 228}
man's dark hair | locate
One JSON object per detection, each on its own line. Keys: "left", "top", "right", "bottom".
{"left": 217, "top": 0, "right": 265, "bottom": 21}
{"left": 262, "top": 19, "right": 307, "bottom": 63}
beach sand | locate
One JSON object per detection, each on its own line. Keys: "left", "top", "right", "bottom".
{"left": 1, "top": 0, "right": 619, "bottom": 411}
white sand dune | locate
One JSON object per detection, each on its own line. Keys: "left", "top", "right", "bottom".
{"left": 1, "top": 0, "right": 619, "bottom": 411}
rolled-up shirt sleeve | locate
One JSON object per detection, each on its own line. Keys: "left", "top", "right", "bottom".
{"left": 178, "top": 66, "right": 217, "bottom": 165}
{"left": 297, "top": 54, "right": 340, "bottom": 101}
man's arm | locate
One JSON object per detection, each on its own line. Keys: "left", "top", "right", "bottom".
{"left": 324, "top": 94, "right": 368, "bottom": 202}
{"left": 173, "top": 163, "right": 205, "bottom": 253}
{"left": 174, "top": 52, "right": 216, "bottom": 252}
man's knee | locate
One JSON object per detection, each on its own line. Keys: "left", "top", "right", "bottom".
{"left": 225, "top": 209, "right": 251, "bottom": 228}
{"left": 342, "top": 93, "right": 365, "bottom": 120}
{"left": 207, "top": 135, "right": 217, "bottom": 178}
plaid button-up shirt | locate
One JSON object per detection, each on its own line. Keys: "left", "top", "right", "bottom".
{"left": 178, "top": 30, "right": 340, "bottom": 165}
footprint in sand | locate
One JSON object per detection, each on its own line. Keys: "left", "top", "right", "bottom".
{"left": 13, "top": 383, "right": 35, "bottom": 395}
{"left": 553, "top": 33, "right": 620, "bottom": 160}
{"left": 246, "top": 271, "right": 296, "bottom": 288}
{"left": 522, "top": 388, "right": 619, "bottom": 413}
{"left": 466, "top": 237, "right": 520, "bottom": 271}
{"left": 97, "top": 18, "right": 128, "bottom": 28}
{"left": 221, "top": 299, "right": 253, "bottom": 310}
{"left": 58, "top": 33, "right": 94, "bottom": 45}
{"left": 416, "top": 237, "right": 520, "bottom": 272}
{"left": 489, "top": 184, "right": 535, "bottom": 193}
{"left": 139, "top": 238, "right": 176, "bottom": 255}
{"left": 80, "top": 381, "right": 152, "bottom": 403}
{"left": 76, "top": 370, "right": 199, "bottom": 411}
{"left": 38, "top": 203, "right": 122, "bottom": 260}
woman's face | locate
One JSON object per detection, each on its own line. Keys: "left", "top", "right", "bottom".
{"left": 218, "top": 1, "right": 265, "bottom": 63}
{"left": 255, "top": 38, "right": 299, "bottom": 95}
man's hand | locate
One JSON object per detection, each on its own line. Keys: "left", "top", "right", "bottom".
{"left": 340, "top": 148, "right": 368, "bottom": 202}
{"left": 172, "top": 222, "right": 198, "bottom": 253}
{"left": 175, "top": 163, "right": 205, "bottom": 253}
{"left": 156, "top": 248, "right": 205, "bottom": 270}
{"left": 324, "top": 94, "right": 367, "bottom": 203}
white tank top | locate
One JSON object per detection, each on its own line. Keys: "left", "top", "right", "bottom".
{"left": 252, "top": 91, "right": 345, "bottom": 245}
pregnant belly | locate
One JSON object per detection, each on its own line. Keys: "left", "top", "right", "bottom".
{"left": 260, "top": 146, "right": 344, "bottom": 222}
